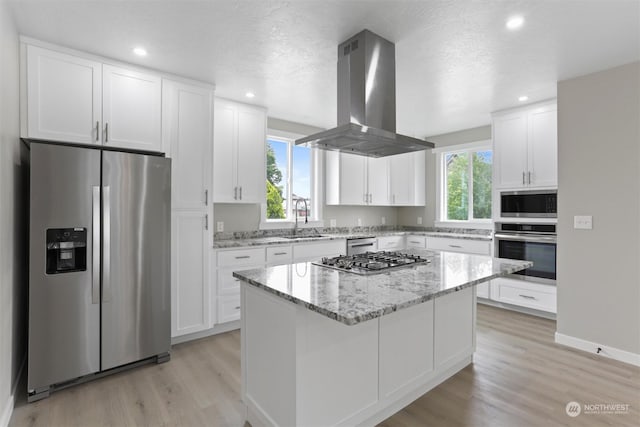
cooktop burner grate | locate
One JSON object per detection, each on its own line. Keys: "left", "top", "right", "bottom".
{"left": 313, "top": 251, "right": 430, "bottom": 275}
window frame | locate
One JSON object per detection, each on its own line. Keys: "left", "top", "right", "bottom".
{"left": 434, "top": 140, "right": 493, "bottom": 229}
{"left": 260, "top": 129, "right": 323, "bottom": 229}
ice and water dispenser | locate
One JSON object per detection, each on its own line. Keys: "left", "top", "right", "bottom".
{"left": 45, "top": 228, "right": 87, "bottom": 274}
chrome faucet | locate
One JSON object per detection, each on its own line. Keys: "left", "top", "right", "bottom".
{"left": 293, "top": 198, "right": 308, "bottom": 235}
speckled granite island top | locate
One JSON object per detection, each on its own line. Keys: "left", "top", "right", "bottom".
{"left": 233, "top": 249, "right": 531, "bottom": 326}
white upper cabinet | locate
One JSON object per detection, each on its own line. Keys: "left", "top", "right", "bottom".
{"left": 389, "top": 151, "right": 425, "bottom": 206}
{"left": 493, "top": 101, "right": 557, "bottom": 189}
{"left": 102, "top": 65, "right": 161, "bottom": 152}
{"left": 26, "top": 45, "right": 102, "bottom": 145}
{"left": 24, "top": 44, "right": 162, "bottom": 152}
{"left": 367, "top": 157, "right": 389, "bottom": 205}
{"left": 213, "top": 98, "right": 266, "bottom": 204}
{"left": 162, "top": 80, "right": 213, "bottom": 210}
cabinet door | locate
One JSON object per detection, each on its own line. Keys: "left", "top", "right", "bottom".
{"left": 26, "top": 45, "right": 102, "bottom": 144}
{"left": 367, "top": 157, "right": 389, "bottom": 205}
{"left": 493, "top": 112, "right": 528, "bottom": 189}
{"left": 528, "top": 106, "right": 558, "bottom": 188}
{"left": 389, "top": 152, "right": 413, "bottom": 205}
{"left": 236, "top": 105, "right": 266, "bottom": 203}
{"left": 413, "top": 151, "right": 426, "bottom": 205}
{"left": 171, "top": 211, "right": 210, "bottom": 337}
{"left": 339, "top": 153, "right": 367, "bottom": 205}
{"left": 102, "top": 65, "right": 162, "bottom": 152}
{"left": 213, "top": 99, "right": 237, "bottom": 202}
{"left": 164, "top": 81, "right": 213, "bottom": 210}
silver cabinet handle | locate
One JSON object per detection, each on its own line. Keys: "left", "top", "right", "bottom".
{"left": 205, "top": 214, "right": 208, "bottom": 230}
{"left": 528, "top": 171, "right": 532, "bottom": 185}
{"left": 205, "top": 189, "right": 208, "bottom": 206}
{"left": 234, "top": 306, "right": 241, "bottom": 310}
{"left": 92, "top": 186, "right": 100, "bottom": 304}
{"left": 235, "top": 255, "right": 250, "bottom": 259}
{"left": 96, "top": 121, "right": 100, "bottom": 142}
{"left": 449, "top": 244, "right": 462, "bottom": 248}
{"left": 369, "top": 193, "right": 372, "bottom": 204}
{"left": 102, "top": 186, "right": 111, "bottom": 302}
{"left": 104, "top": 123, "right": 109, "bottom": 142}
{"left": 522, "top": 171, "right": 525, "bottom": 185}
{"left": 519, "top": 294, "right": 537, "bottom": 300}
{"left": 274, "top": 252, "right": 288, "bottom": 255}
{"left": 409, "top": 240, "right": 420, "bottom": 244}
{"left": 234, "top": 186, "right": 238, "bottom": 200}
{"left": 239, "top": 186, "right": 242, "bottom": 200}
{"left": 364, "top": 193, "right": 367, "bottom": 204}
{"left": 350, "top": 242, "right": 375, "bottom": 248}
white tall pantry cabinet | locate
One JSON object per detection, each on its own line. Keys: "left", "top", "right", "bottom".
{"left": 163, "top": 80, "right": 214, "bottom": 338}
{"left": 213, "top": 98, "right": 266, "bottom": 203}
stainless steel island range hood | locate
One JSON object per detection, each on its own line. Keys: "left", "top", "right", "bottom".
{"left": 295, "top": 30, "right": 434, "bottom": 157}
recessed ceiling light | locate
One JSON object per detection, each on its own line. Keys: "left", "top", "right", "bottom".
{"left": 506, "top": 16, "right": 524, "bottom": 30}
{"left": 133, "top": 47, "right": 147, "bottom": 57}
{"left": 518, "top": 95, "right": 529, "bottom": 102}
{"left": 245, "top": 92, "right": 255, "bottom": 98}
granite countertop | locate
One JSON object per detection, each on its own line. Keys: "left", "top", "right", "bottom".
{"left": 213, "top": 230, "right": 491, "bottom": 249}
{"left": 233, "top": 249, "right": 531, "bottom": 326}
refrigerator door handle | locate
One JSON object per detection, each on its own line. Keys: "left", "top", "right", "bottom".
{"left": 103, "top": 186, "right": 112, "bottom": 302}
{"left": 92, "top": 186, "right": 101, "bottom": 304}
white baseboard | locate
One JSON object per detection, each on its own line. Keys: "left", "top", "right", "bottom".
{"left": 555, "top": 332, "right": 640, "bottom": 367}
{"left": 171, "top": 320, "right": 240, "bottom": 345}
{"left": 0, "top": 356, "right": 25, "bottom": 427}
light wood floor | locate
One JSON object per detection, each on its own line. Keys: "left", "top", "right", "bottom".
{"left": 10, "top": 305, "right": 640, "bottom": 426}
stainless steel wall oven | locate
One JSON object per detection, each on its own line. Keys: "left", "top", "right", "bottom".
{"left": 494, "top": 222, "right": 556, "bottom": 285}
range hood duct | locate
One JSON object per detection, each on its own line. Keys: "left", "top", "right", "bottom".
{"left": 295, "top": 30, "right": 434, "bottom": 157}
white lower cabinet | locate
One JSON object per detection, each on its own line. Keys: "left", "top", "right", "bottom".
{"left": 405, "top": 235, "right": 427, "bottom": 249}
{"left": 376, "top": 235, "right": 406, "bottom": 251}
{"left": 490, "top": 277, "right": 557, "bottom": 313}
{"left": 212, "top": 239, "right": 347, "bottom": 329}
{"left": 171, "top": 212, "right": 210, "bottom": 337}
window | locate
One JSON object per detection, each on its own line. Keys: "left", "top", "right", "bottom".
{"left": 436, "top": 141, "right": 492, "bottom": 224}
{"left": 265, "top": 136, "right": 314, "bottom": 222}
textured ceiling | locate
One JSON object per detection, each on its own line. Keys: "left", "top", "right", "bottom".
{"left": 8, "top": 0, "right": 640, "bottom": 138}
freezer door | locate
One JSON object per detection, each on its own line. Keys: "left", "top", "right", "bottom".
{"left": 101, "top": 151, "right": 171, "bottom": 370}
{"left": 28, "top": 143, "right": 101, "bottom": 392}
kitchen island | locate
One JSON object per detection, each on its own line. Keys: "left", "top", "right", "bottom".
{"left": 234, "top": 250, "right": 531, "bottom": 427}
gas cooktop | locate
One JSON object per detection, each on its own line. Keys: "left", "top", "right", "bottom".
{"left": 313, "top": 251, "right": 430, "bottom": 275}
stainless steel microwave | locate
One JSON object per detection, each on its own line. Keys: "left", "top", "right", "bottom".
{"left": 500, "top": 190, "right": 557, "bottom": 218}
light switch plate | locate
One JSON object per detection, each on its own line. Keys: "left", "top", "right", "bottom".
{"left": 330, "top": 219, "right": 336, "bottom": 228}
{"left": 574, "top": 215, "right": 593, "bottom": 229}
{"left": 216, "top": 221, "right": 224, "bottom": 232}
{"left": 357, "top": 218, "right": 362, "bottom": 226}
{"left": 381, "top": 216, "right": 386, "bottom": 225}
{"left": 417, "top": 217, "right": 423, "bottom": 225}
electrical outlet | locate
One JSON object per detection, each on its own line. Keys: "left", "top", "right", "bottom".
{"left": 216, "top": 221, "right": 224, "bottom": 232}
{"left": 381, "top": 216, "right": 386, "bottom": 225}
{"left": 417, "top": 216, "right": 423, "bottom": 225}
{"left": 574, "top": 215, "right": 593, "bottom": 229}
{"left": 357, "top": 218, "right": 362, "bottom": 226}
{"left": 330, "top": 219, "right": 337, "bottom": 227}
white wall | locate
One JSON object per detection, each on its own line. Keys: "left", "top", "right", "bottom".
{"left": 556, "top": 62, "right": 640, "bottom": 357}
{"left": 0, "top": 0, "right": 26, "bottom": 425}
{"left": 397, "top": 126, "right": 492, "bottom": 228}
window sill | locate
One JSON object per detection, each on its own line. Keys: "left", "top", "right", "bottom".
{"left": 435, "top": 221, "right": 493, "bottom": 230}
{"left": 259, "top": 220, "right": 324, "bottom": 230}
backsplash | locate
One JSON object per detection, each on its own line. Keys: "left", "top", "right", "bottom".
{"left": 213, "top": 225, "right": 491, "bottom": 241}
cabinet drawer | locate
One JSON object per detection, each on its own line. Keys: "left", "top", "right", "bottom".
{"left": 218, "top": 294, "right": 241, "bottom": 324}
{"left": 476, "top": 282, "right": 489, "bottom": 299}
{"left": 405, "top": 235, "right": 426, "bottom": 249}
{"left": 377, "top": 235, "right": 405, "bottom": 250}
{"left": 266, "top": 245, "right": 293, "bottom": 265}
{"left": 293, "top": 240, "right": 346, "bottom": 261}
{"left": 217, "top": 266, "right": 260, "bottom": 295}
{"left": 217, "top": 247, "right": 264, "bottom": 267}
{"left": 491, "top": 278, "right": 556, "bottom": 313}
{"left": 426, "top": 237, "right": 491, "bottom": 255}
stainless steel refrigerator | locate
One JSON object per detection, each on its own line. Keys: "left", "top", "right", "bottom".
{"left": 28, "top": 141, "right": 171, "bottom": 401}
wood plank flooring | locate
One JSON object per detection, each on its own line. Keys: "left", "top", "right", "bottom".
{"left": 10, "top": 304, "right": 640, "bottom": 426}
